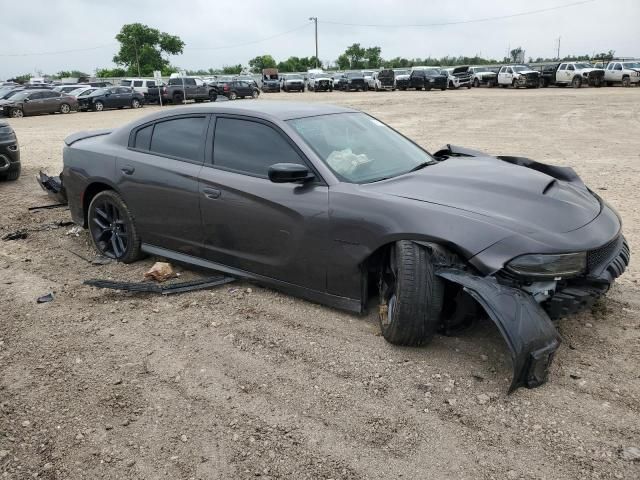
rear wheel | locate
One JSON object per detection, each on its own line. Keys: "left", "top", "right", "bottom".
{"left": 252, "top": 90, "right": 259, "bottom": 99}
{"left": 378, "top": 241, "right": 445, "bottom": 346}
{"left": 131, "top": 98, "right": 141, "bottom": 108}
{"left": 60, "top": 103, "right": 71, "bottom": 114}
{"left": 94, "top": 101, "right": 104, "bottom": 111}
{"left": 229, "top": 91, "right": 237, "bottom": 100}
{"left": 88, "top": 190, "right": 141, "bottom": 263}
{"left": 173, "top": 93, "right": 184, "bottom": 104}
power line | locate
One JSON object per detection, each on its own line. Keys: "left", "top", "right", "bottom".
{"left": 320, "top": 0, "right": 597, "bottom": 28}
{"left": 0, "top": 44, "right": 116, "bottom": 57}
{"left": 188, "top": 22, "right": 312, "bottom": 50}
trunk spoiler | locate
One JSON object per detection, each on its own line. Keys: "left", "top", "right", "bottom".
{"left": 64, "top": 128, "right": 113, "bottom": 146}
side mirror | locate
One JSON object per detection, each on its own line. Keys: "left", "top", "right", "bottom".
{"left": 268, "top": 163, "right": 312, "bottom": 183}
{"left": 23, "top": 98, "right": 29, "bottom": 103}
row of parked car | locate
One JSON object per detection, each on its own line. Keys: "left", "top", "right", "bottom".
{"left": 259, "top": 59, "right": 640, "bottom": 93}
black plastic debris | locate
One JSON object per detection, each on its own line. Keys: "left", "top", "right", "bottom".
{"left": 83, "top": 275, "right": 235, "bottom": 295}
{"left": 37, "top": 293, "right": 54, "bottom": 303}
{"left": 28, "top": 204, "right": 68, "bottom": 212}
{"left": 36, "top": 171, "right": 68, "bottom": 204}
{"left": 2, "top": 230, "right": 28, "bottom": 241}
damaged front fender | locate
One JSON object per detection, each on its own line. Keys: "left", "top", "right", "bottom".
{"left": 437, "top": 268, "right": 560, "bottom": 392}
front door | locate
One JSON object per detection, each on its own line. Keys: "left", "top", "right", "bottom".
{"left": 115, "top": 114, "right": 209, "bottom": 256}
{"left": 198, "top": 115, "right": 328, "bottom": 291}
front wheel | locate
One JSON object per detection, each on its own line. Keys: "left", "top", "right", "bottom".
{"left": 131, "top": 98, "right": 141, "bottom": 108}
{"left": 10, "top": 108, "right": 24, "bottom": 118}
{"left": 88, "top": 190, "right": 142, "bottom": 263}
{"left": 252, "top": 90, "right": 259, "bottom": 99}
{"left": 473, "top": 79, "right": 480, "bottom": 88}
{"left": 94, "top": 101, "right": 104, "bottom": 111}
{"left": 378, "top": 241, "right": 445, "bottom": 346}
{"left": 229, "top": 92, "right": 237, "bottom": 100}
{"left": 622, "top": 76, "right": 631, "bottom": 87}
{"left": 572, "top": 76, "right": 582, "bottom": 88}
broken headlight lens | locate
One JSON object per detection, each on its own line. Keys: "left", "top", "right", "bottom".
{"left": 507, "top": 252, "right": 586, "bottom": 278}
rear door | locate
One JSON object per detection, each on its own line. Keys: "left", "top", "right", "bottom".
{"left": 198, "top": 115, "right": 329, "bottom": 290}
{"left": 41, "top": 91, "right": 62, "bottom": 113}
{"left": 116, "top": 114, "right": 209, "bottom": 255}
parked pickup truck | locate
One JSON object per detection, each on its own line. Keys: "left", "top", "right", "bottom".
{"left": 604, "top": 60, "right": 640, "bottom": 87}
{"left": 497, "top": 65, "right": 540, "bottom": 88}
{"left": 166, "top": 76, "right": 218, "bottom": 103}
{"left": 446, "top": 66, "right": 473, "bottom": 89}
{"left": 538, "top": 62, "right": 604, "bottom": 88}
{"left": 376, "top": 69, "right": 395, "bottom": 90}
{"left": 468, "top": 66, "right": 498, "bottom": 87}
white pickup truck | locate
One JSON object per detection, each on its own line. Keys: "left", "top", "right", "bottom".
{"left": 604, "top": 61, "right": 640, "bottom": 87}
{"left": 497, "top": 65, "right": 540, "bottom": 88}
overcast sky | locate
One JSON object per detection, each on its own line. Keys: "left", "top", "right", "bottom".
{"left": 1, "top": 0, "right": 638, "bottom": 78}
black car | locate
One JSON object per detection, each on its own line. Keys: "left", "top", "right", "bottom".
{"left": 48, "top": 102, "right": 629, "bottom": 392}
{"left": 406, "top": 69, "right": 448, "bottom": 91}
{"left": 223, "top": 81, "right": 260, "bottom": 100}
{"left": 78, "top": 87, "right": 144, "bottom": 112}
{"left": 337, "top": 72, "right": 366, "bottom": 91}
{"left": 0, "top": 119, "right": 20, "bottom": 181}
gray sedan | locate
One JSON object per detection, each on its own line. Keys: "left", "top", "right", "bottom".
{"left": 55, "top": 102, "right": 629, "bottom": 391}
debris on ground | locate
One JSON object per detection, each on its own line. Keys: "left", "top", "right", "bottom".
{"left": 66, "top": 225, "right": 83, "bottom": 237}
{"left": 2, "top": 230, "right": 28, "bottom": 241}
{"left": 27, "top": 203, "right": 68, "bottom": 212}
{"left": 91, "top": 255, "right": 113, "bottom": 265}
{"left": 36, "top": 293, "right": 54, "bottom": 303}
{"left": 620, "top": 446, "right": 640, "bottom": 461}
{"left": 84, "top": 275, "right": 235, "bottom": 295}
{"left": 143, "top": 262, "right": 177, "bottom": 282}
{"left": 36, "top": 170, "right": 68, "bottom": 204}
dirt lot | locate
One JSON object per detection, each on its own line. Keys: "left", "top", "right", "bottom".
{"left": 1, "top": 87, "right": 639, "bottom": 479}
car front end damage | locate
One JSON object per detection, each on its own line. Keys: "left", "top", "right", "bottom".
{"left": 314, "top": 79, "right": 333, "bottom": 91}
{"left": 425, "top": 145, "right": 630, "bottom": 391}
{"left": 515, "top": 71, "right": 540, "bottom": 87}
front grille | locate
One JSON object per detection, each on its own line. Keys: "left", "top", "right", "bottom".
{"left": 526, "top": 72, "right": 539, "bottom": 80}
{"left": 587, "top": 235, "right": 623, "bottom": 270}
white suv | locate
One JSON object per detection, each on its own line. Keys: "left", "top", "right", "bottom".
{"left": 120, "top": 78, "right": 159, "bottom": 96}
{"left": 604, "top": 61, "right": 640, "bottom": 87}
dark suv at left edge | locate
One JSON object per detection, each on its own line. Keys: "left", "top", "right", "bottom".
{"left": 0, "top": 120, "right": 20, "bottom": 181}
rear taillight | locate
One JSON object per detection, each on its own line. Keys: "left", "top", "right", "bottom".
{"left": 224, "top": 85, "right": 229, "bottom": 91}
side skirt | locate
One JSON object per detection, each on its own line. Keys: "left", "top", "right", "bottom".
{"left": 141, "top": 243, "right": 362, "bottom": 313}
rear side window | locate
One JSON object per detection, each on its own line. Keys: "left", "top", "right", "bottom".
{"left": 213, "top": 118, "right": 303, "bottom": 177}
{"left": 146, "top": 80, "right": 156, "bottom": 87}
{"left": 149, "top": 116, "right": 207, "bottom": 162}
{"left": 120, "top": 80, "right": 132, "bottom": 86}
{"left": 134, "top": 124, "right": 153, "bottom": 150}
{"left": 133, "top": 81, "right": 143, "bottom": 87}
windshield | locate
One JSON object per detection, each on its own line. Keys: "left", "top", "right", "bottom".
{"left": 91, "top": 88, "right": 107, "bottom": 96}
{"left": 512, "top": 66, "right": 530, "bottom": 72}
{"left": 285, "top": 75, "right": 302, "bottom": 80}
{"left": 78, "top": 88, "right": 96, "bottom": 97}
{"left": 473, "top": 67, "right": 489, "bottom": 72}
{"left": 68, "top": 88, "right": 86, "bottom": 96}
{"left": 623, "top": 62, "right": 640, "bottom": 68}
{"left": 394, "top": 70, "right": 409, "bottom": 76}
{"left": 574, "top": 63, "right": 593, "bottom": 69}
{"left": 1, "top": 90, "right": 22, "bottom": 100}
{"left": 346, "top": 72, "right": 362, "bottom": 78}
{"left": 288, "top": 113, "right": 434, "bottom": 183}
{"left": 7, "top": 91, "right": 30, "bottom": 101}
{"left": 425, "top": 69, "right": 442, "bottom": 76}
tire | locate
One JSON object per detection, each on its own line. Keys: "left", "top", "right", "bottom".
{"left": 60, "top": 103, "right": 71, "bottom": 114}
{"left": 473, "top": 78, "right": 480, "bottom": 88}
{"left": 539, "top": 78, "right": 546, "bottom": 88}
{"left": 88, "top": 190, "right": 142, "bottom": 264}
{"left": 229, "top": 92, "right": 237, "bottom": 100}
{"left": 94, "top": 101, "right": 104, "bottom": 112}
{"left": 622, "top": 76, "right": 631, "bottom": 87}
{"left": 379, "top": 241, "right": 445, "bottom": 346}
{"left": 252, "top": 90, "right": 259, "bottom": 99}
{"left": 511, "top": 79, "right": 518, "bottom": 89}
{"left": 1, "top": 165, "right": 20, "bottom": 181}
{"left": 425, "top": 85, "right": 432, "bottom": 91}
{"left": 10, "top": 108, "right": 24, "bottom": 118}
{"left": 173, "top": 93, "right": 184, "bottom": 104}
{"left": 131, "top": 98, "right": 141, "bottom": 109}
{"left": 415, "top": 87, "right": 422, "bottom": 91}
{"left": 572, "top": 76, "right": 582, "bottom": 88}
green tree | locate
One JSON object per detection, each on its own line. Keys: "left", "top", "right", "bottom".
{"left": 56, "top": 70, "right": 90, "bottom": 79}
{"left": 249, "top": 54, "right": 277, "bottom": 73}
{"left": 221, "top": 64, "right": 243, "bottom": 74}
{"left": 510, "top": 47, "right": 523, "bottom": 62}
{"left": 113, "top": 23, "right": 184, "bottom": 76}
{"left": 364, "top": 47, "right": 382, "bottom": 69}
{"left": 344, "top": 43, "right": 366, "bottom": 69}
{"left": 12, "top": 74, "right": 31, "bottom": 84}
{"left": 95, "top": 67, "right": 127, "bottom": 78}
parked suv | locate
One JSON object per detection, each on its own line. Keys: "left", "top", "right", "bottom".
{"left": 604, "top": 61, "right": 640, "bottom": 87}
{"left": 166, "top": 76, "right": 218, "bottom": 103}
{"left": 78, "top": 86, "right": 144, "bottom": 112}
{"left": 497, "top": 65, "right": 540, "bottom": 88}
{"left": 222, "top": 80, "right": 260, "bottom": 100}
{"left": 120, "top": 78, "right": 160, "bottom": 97}
{"left": 1, "top": 90, "right": 77, "bottom": 117}
{"left": 281, "top": 74, "right": 305, "bottom": 92}
{"left": 0, "top": 119, "right": 20, "bottom": 181}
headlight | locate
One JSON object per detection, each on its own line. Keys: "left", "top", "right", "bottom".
{"left": 506, "top": 252, "right": 586, "bottom": 278}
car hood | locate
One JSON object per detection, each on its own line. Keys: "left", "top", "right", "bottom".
{"left": 395, "top": 74, "right": 410, "bottom": 80}
{"left": 514, "top": 70, "right": 538, "bottom": 75}
{"left": 476, "top": 71, "right": 497, "bottom": 77}
{"left": 363, "top": 156, "right": 600, "bottom": 234}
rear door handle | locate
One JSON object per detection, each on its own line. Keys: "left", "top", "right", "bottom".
{"left": 203, "top": 188, "right": 221, "bottom": 199}
{"left": 121, "top": 166, "right": 135, "bottom": 175}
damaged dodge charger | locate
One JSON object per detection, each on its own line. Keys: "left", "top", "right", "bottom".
{"left": 46, "top": 102, "right": 630, "bottom": 391}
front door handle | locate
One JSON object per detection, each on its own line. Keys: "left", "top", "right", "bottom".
{"left": 203, "top": 188, "right": 221, "bottom": 199}
{"left": 121, "top": 166, "right": 135, "bottom": 175}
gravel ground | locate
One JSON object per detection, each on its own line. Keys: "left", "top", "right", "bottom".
{"left": 0, "top": 87, "right": 639, "bottom": 480}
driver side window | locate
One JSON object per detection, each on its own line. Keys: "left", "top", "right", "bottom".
{"left": 213, "top": 118, "right": 303, "bottom": 178}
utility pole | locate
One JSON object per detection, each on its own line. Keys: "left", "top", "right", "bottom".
{"left": 309, "top": 17, "right": 318, "bottom": 68}
{"left": 557, "top": 36, "right": 561, "bottom": 60}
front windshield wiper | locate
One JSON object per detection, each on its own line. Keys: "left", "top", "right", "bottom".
{"left": 407, "top": 161, "right": 436, "bottom": 173}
